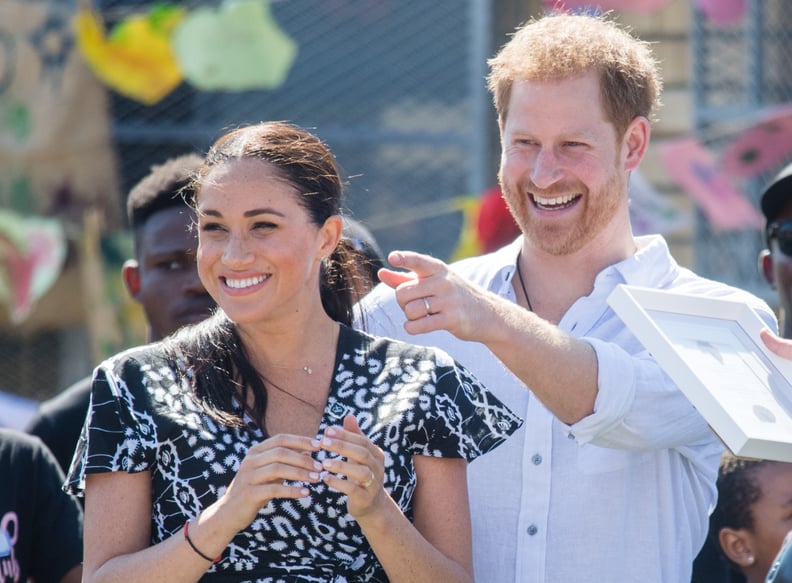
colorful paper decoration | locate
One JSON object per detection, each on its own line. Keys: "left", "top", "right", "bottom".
{"left": 0, "top": 211, "right": 66, "bottom": 324}
{"left": 172, "top": 0, "right": 297, "bottom": 91}
{"left": 451, "top": 187, "right": 522, "bottom": 261}
{"left": 74, "top": 4, "right": 185, "bottom": 105}
{"left": 628, "top": 169, "right": 690, "bottom": 236}
{"left": 720, "top": 105, "right": 792, "bottom": 178}
{"left": 450, "top": 195, "right": 482, "bottom": 261}
{"left": 694, "top": 0, "right": 747, "bottom": 26}
{"left": 659, "top": 137, "right": 763, "bottom": 231}
{"left": 542, "top": 0, "right": 671, "bottom": 14}
{"left": 542, "top": 0, "right": 746, "bottom": 25}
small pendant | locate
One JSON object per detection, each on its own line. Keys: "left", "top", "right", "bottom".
{"left": 303, "top": 365, "right": 312, "bottom": 375}
{"left": 328, "top": 402, "right": 348, "bottom": 419}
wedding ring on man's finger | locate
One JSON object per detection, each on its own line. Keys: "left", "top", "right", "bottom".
{"left": 360, "top": 470, "right": 375, "bottom": 489}
{"left": 422, "top": 296, "right": 433, "bottom": 317}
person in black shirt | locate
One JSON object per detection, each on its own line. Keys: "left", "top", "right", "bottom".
{"left": 0, "top": 428, "right": 82, "bottom": 583}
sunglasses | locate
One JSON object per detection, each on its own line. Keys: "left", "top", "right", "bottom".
{"left": 768, "top": 220, "right": 792, "bottom": 256}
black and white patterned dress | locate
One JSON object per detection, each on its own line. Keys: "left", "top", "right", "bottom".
{"left": 66, "top": 324, "right": 521, "bottom": 582}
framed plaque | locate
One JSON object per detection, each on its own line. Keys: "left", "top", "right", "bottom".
{"left": 607, "top": 284, "right": 792, "bottom": 462}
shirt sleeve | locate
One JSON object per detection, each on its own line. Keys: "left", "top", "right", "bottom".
{"left": 570, "top": 337, "right": 727, "bottom": 457}
{"left": 65, "top": 357, "right": 156, "bottom": 497}
{"left": 570, "top": 294, "right": 778, "bottom": 452}
{"left": 409, "top": 352, "right": 523, "bottom": 462}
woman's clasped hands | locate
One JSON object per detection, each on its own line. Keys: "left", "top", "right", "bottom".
{"left": 219, "top": 414, "right": 386, "bottom": 530}
{"left": 318, "top": 414, "right": 386, "bottom": 518}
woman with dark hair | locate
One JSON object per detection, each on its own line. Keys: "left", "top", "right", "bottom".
{"left": 67, "top": 121, "right": 520, "bottom": 583}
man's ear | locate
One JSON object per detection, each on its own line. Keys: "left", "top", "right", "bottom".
{"left": 622, "top": 116, "right": 650, "bottom": 172}
{"left": 719, "top": 527, "right": 756, "bottom": 569}
{"left": 122, "top": 259, "right": 142, "bottom": 299}
{"left": 759, "top": 249, "right": 776, "bottom": 289}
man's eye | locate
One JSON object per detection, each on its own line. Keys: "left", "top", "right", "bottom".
{"left": 157, "top": 260, "right": 187, "bottom": 271}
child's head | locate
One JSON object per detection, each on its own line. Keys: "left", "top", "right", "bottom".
{"left": 711, "top": 453, "right": 792, "bottom": 582}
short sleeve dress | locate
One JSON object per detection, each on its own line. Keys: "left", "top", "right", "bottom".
{"left": 66, "top": 324, "right": 522, "bottom": 582}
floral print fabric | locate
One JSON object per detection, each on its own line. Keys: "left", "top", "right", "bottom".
{"left": 66, "top": 325, "right": 521, "bottom": 582}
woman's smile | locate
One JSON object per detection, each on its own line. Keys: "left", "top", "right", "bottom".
{"left": 222, "top": 274, "right": 269, "bottom": 290}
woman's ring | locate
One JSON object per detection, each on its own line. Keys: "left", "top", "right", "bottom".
{"left": 361, "top": 470, "right": 375, "bottom": 489}
{"left": 422, "top": 297, "right": 433, "bottom": 317}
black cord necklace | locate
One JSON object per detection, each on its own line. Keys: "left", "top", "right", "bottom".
{"left": 515, "top": 252, "right": 534, "bottom": 312}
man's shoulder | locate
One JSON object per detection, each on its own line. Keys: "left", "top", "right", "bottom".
{"left": 344, "top": 323, "right": 460, "bottom": 370}
{"left": 0, "top": 427, "right": 53, "bottom": 466}
{"left": 669, "top": 267, "right": 771, "bottom": 305}
{"left": 35, "top": 376, "right": 92, "bottom": 418}
{"left": 663, "top": 267, "right": 776, "bottom": 325}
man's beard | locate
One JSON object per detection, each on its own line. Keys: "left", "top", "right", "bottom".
{"left": 499, "top": 172, "right": 625, "bottom": 257}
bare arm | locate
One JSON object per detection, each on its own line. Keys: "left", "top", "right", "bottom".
{"left": 378, "top": 251, "right": 598, "bottom": 424}
{"left": 321, "top": 416, "right": 473, "bottom": 583}
{"left": 83, "top": 470, "right": 215, "bottom": 583}
{"left": 82, "top": 434, "right": 322, "bottom": 583}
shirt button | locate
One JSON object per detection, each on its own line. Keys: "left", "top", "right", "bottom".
{"left": 531, "top": 454, "right": 542, "bottom": 465}
{"left": 568, "top": 433, "right": 575, "bottom": 440}
{"left": 527, "top": 524, "right": 538, "bottom": 536}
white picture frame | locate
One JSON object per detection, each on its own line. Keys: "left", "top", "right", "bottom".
{"left": 607, "top": 284, "right": 792, "bottom": 462}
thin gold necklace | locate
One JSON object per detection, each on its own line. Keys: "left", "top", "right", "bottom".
{"left": 515, "top": 251, "right": 534, "bottom": 312}
{"left": 260, "top": 373, "right": 325, "bottom": 412}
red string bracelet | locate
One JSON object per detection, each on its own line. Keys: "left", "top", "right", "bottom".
{"left": 183, "top": 520, "right": 221, "bottom": 564}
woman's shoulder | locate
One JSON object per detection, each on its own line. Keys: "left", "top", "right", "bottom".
{"left": 98, "top": 340, "right": 181, "bottom": 374}
{"left": 344, "top": 324, "right": 456, "bottom": 367}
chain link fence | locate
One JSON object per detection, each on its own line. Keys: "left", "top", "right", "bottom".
{"left": 691, "top": 0, "right": 792, "bottom": 306}
{"left": 4, "top": 0, "right": 792, "bottom": 402}
{"left": 105, "top": 0, "right": 494, "bottom": 262}
{"left": 1, "top": 0, "right": 495, "bottom": 399}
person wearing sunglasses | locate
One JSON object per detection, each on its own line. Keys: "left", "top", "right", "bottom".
{"left": 759, "top": 162, "right": 792, "bottom": 338}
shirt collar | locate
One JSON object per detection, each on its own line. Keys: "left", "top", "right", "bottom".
{"left": 606, "top": 234, "right": 680, "bottom": 288}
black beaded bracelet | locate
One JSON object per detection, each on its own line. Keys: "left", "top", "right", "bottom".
{"left": 183, "top": 520, "right": 221, "bottom": 564}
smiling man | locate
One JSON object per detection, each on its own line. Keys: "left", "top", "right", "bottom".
{"left": 356, "top": 13, "right": 776, "bottom": 583}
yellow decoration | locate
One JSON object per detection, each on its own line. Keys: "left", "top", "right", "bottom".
{"left": 74, "top": 5, "right": 185, "bottom": 105}
{"left": 450, "top": 195, "right": 483, "bottom": 262}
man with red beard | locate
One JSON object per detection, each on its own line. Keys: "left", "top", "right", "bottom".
{"left": 356, "top": 12, "right": 776, "bottom": 583}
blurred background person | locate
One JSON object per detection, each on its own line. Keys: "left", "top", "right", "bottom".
{"left": 0, "top": 428, "right": 83, "bottom": 583}
{"left": 26, "top": 153, "right": 215, "bottom": 474}
{"left": 693, "top": 161, "right": 792, "bottom": 583}
{"left": 342, "top": 216, "right": 386, "bottom": 293}
{"left": 759, "top": 162, "right": 792, "bottom": 338}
